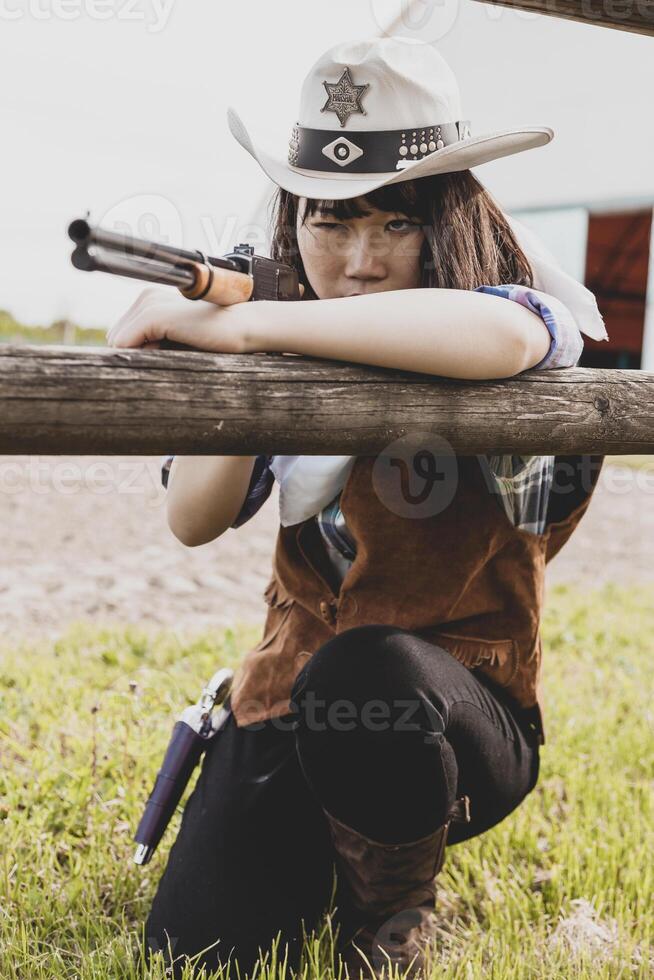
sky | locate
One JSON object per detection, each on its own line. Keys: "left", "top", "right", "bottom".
{"left": 1, "top": 0, "right": 653, "bottom": 328}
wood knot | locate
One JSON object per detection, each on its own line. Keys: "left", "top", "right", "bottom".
{"left": 594, "top": 396, "right": 610, "bottom": 414}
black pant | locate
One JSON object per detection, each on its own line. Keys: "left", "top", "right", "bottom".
{"left": 143, "top": 625, "right": 540, "bottom": 977}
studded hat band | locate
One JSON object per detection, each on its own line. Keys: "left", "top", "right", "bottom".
{"left": 288, "top": 120, "right": 472, "bottom": 174}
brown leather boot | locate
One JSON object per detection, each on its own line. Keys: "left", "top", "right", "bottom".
{"left": 325, "top": 796, "right": 471, "bottom": 979}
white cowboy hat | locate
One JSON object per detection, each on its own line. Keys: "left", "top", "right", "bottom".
{"left": 225, "top": 34, "right": 608, "bottom": 344}
{"left": 226, "top": 34, "right": 553, "bottom": 201}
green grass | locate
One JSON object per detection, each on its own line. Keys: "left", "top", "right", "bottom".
{"left": 0, "top": 309, "right": 106, "bottom": 346}
{"left": 1, "top": 585, "right": 652, "bottom": 978}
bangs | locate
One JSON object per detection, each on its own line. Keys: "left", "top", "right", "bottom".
{"left": 301, "top": 179, "right": 428, "bottom": 223}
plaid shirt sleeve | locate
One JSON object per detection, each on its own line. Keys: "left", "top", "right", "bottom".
{"left": 230, "top": 454, "right": 275, "bottom": 528}
{"left": 473, "top": 284, "right": 584, "bottom": 485}
{"left": 160, "top": 453, "right": 275, "bottom": 528}
{"left": 472, "top": 284, "right": 584, "bottom": 371}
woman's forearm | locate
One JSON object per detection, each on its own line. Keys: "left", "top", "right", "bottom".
{"left": 165, "top": 455, "right": 257, "bottom": 547}
{"left": 245, "top": 289, "right": 551, "bottom": 379}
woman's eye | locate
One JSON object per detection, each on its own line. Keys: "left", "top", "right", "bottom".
{"left": 387, "top": 219, "right": 420, "bottom": 232}
{"left": 312, "top": 219, "right": 420, "bottom": 232}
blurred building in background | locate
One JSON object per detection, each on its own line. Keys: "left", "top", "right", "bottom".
{"left": 513, "top": 196, "right": 654, "bottom": 370}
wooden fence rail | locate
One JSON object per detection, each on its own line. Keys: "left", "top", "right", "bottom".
{"left": 1, "top": 345, "right": 653, "bottom": 455}
{"left": 469, "top": 0, "right": 654, "bottom": 37}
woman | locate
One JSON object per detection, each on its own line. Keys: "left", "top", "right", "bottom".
{"left": 109, "top": 36, "right": 607, "bottom": 979}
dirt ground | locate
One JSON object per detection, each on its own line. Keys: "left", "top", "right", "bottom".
{"left": 1, "top": 455, "right": 652, "bottom": 644}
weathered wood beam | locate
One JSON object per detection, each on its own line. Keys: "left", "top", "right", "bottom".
{"left": 0, "top": 345, "right": 652, "bottom": 455}
{"left": 469, "top": 0, "right": 654, "bottom": 37}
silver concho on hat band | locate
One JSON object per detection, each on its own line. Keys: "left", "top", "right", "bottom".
{"left": 322, "top": 136, "right": 364, "bottom": 168}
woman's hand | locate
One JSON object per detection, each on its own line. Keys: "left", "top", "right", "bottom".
{"left": 106, "top": 287, "right": 258, "bottom": 353}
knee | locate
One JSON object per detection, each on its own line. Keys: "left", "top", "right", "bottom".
{"left": 293, "top": 624, "right": 408, "bottom": 701}
{"left": 290, "top": 625, "right": 451, "bottom": 732}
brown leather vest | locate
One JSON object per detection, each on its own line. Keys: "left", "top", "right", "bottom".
{"left": 230, "top": 453, "right": 604, "bottom": 745}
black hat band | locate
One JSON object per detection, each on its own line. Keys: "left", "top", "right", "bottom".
{"left": 288, "top": 120, "right": 472, "bottom": 174}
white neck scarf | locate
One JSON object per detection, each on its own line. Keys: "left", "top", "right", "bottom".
{"left": 271, "top": 212, "right": 608, "bottom": 527}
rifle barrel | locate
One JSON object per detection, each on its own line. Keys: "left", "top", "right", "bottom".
{"left": 71, "top": 245, "right": 197, "bottom": 289}
{"left": 67, "top": 218, "right": 239, "bottom": 272}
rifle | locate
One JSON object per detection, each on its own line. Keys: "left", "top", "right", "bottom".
{"left": 67, "top": 214, "right": 303, "bottom": 349}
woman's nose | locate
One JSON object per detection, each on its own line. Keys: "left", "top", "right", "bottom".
{"left": 343, "top": 232, "right": 387, "bottom": 280}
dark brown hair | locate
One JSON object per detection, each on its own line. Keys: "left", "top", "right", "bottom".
{"left": 268, "top": 170, "right": 534, "bottom": 301}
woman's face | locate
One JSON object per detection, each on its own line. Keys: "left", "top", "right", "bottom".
{"left": 296, "top": 196, "right": 426, "bottom": 299}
